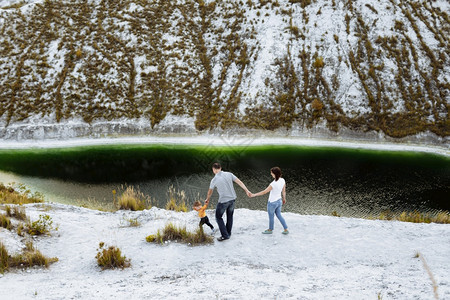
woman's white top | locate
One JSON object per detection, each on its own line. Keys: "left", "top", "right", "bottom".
{"left": 268, "top": 178, "right": 285, "bottom": 203}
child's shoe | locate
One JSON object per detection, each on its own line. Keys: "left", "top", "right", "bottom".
{"left": 211, "top": 228, "right": 216, "bottom": 236}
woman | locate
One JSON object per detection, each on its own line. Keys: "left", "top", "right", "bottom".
{"left": 250, "top": 167, "right": 289, "bottom": 235}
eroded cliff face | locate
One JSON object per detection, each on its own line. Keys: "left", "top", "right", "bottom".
{"left": 0, "top": 0, "right": 449, "bottom": 141}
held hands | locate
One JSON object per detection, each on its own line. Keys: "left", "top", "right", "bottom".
{"left": 246, "top": 190, "right": 255, "bottom": 198}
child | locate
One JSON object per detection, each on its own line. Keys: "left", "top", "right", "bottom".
{"left": 193, "top": 200, "right": 215, "bottom": 234}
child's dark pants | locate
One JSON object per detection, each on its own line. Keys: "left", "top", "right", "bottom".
{"left": 199, "top": 216, "right": 214, "bottom": 230}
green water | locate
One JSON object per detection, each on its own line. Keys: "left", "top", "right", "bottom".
{"left": 0, "top": 144, "right": 448, "bottom": 217}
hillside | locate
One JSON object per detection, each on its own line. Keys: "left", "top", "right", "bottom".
{"left": 0, "top": 0, "right": 449, "bottom": 139}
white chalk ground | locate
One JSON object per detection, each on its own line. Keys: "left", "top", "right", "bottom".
{"left": 1, "top": 203, "right": 449, "bottom": 299}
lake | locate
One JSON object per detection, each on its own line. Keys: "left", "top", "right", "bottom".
{"left": 0, "top": 144, "right": 448, "bottom": 218}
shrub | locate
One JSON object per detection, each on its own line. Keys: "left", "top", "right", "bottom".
{"left": 0, "top": 242, "right": 8, "bottom": 274}
{"left": 378, "top": 210, "right": 394, "bottom": 221}
{"left": 120, "top": 216, "right": 141, "bottom": 227}
{"left": 377, "top": 211, "right": 449, "bottom": 224}
{"left": 4, "top": 206, "right": 11, "bottom": 216}
{"left": 434, "top": 212, "right": 450, "bottom": 224}
{"left": 0, "top": 214, "right": 12, "bottom": 230}
{"left": 1, "top": 2, "right": 27, "bottom": 9}
{"left": 313, "top": 56, "right": 324, "bottom": 68}
{"left": 331, "top": 211, "right": 340, "bottom": 217}
{"left": 10, "top": 241, "right": 58, "bottom": 268}
{"left": 17, "top": 223, "right": 25, "bottom": 236}
{"left": 397, "top": 211, "right": 431, "bottom": 223}
{"left": 311, "top": 99, "right": 324, "bottom": 111}
{"left": 118, "top": 186, "right": 150, "bottom": 211}
{"left": 165, "top": 186, "right": 188, "bottom": 212}
{"left": 5, "top": 205, "right": 27, "bottom": 221}
{"left": 1, "top": 241, "right": 58, "bottom": 273}
{"left": 96, "top": 242, "right": 130, "bottom": 270}
{"left": 0, "top": 183, "right": 44, "bottom": 205}
{"left": 289, "top": 25, "right": 300, "bottom": 37}
{"left": 27, "top": 214, "right": 54, "bottom": 235}
{"left": 397, "top": 211, "right": 450, "bottom": 224}
{"left": 76, "top": 197, "right": 116, "bottom": 212}
{"left": 75, "top": 48, "right": 82, "bottom": 59}
{"left": 145, "top": 234, "right": 156, "bottom": 243}
{"left": 147, "top": 223, "right": 213, "bottom": 246}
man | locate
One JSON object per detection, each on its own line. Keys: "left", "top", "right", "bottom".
{"left": 205, "top": 162, "right": 250, "bottom": 241}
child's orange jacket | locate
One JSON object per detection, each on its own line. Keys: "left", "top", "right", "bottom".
{"left": 194, "top": 204, "right": 207, "bottom": 218}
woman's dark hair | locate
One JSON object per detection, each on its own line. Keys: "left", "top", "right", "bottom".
{"left": 271, "top": 167, "right": 282, "bottom": 181}
{"left": 212, "top": 162, "right": 222, "bottom": 170}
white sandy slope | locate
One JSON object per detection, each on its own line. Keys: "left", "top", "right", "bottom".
{"left": 1, "top": 203, "right": 449, "bottom": 299}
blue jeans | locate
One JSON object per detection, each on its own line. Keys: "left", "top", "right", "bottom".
{"left": 215, "top": 200, "right": 235, "bottom": 239}
{"left": 267, "top": 199, "right": 288, "bottom": 230}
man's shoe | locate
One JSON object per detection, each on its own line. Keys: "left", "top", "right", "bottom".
{"left": 217, "top": 236, "right": 229, "bottom": 241}
{"left": 262, "top": 229, "right": 273, "bottom": 234}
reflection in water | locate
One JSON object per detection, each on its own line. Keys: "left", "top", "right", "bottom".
{"left": 0, "top": 145, "right": 448, "bottom": 218}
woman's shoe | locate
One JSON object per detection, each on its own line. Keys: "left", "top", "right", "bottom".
{"left": 262, "top": 229, "right": 273, "bottom": 234}
{"left": 282, "top": 229, "right": 289, "bottom": 235}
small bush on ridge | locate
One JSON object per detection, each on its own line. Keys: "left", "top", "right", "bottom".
{"left": 27, "top": 214, "right": 54, "bottom": 235}
{"left": 96, "top": 242, "right": 130, "bottom": 270}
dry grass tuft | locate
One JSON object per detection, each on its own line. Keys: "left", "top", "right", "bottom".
{"left": 165, "top": 185, "right": 188, "bottom": 212}
{"left": 4, "top": 205, "right": 28, "bottom": 221}
{"left": 0, "top": 214, "right": 12, "bottom": 230}
{"left": 118, "top": 186, "right": 151, "bottom": 211}
{"left": 1, "top": 241, "right": 58, "bottom": 273}
{"left": 0, "top": 242, "right": 8, "bottom": 273}
{"left": 415, "top": 252, "right": 439, "bottom": 299}
{"left": 147, "top": 222, "right": 213, "bottom": 246}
